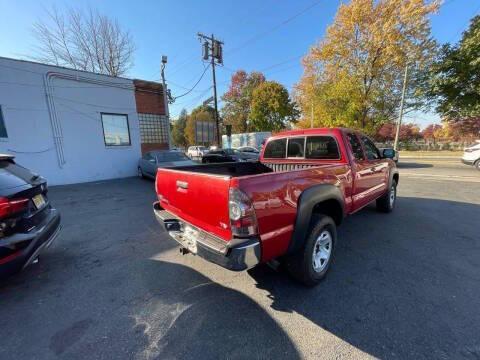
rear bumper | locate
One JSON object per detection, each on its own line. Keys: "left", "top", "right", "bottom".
{"left": 461, "top": 158, "right": 475, "bottom": 166}
{"left": 153, "top": 202, "right": 261, "bottom": 271}
{"left": 0, "top": 208, "right": 61, "bottom": 277}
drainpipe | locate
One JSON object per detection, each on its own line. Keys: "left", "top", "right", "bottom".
{"left": 44, "top": 72, "right": 134, "bottom": 168}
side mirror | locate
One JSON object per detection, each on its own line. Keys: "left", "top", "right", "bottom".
{"left": 382, "top": 148, "right": 396, "bottom": 159}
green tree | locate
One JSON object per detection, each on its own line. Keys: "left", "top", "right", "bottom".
{"left": 221, "top": 70, "right": 265, "bottom": 133}
{"left": 296, "top": 0, "right": 439, "bottom": 133}
{"left": 428, "top": 15, "right": 480, "bottom": 119}
{"left": 185, "top": 105, "right": 216, "bottom": 145}
{"left": 171, "top": 109, "right": 188, "bottom": 148}
{"left": 250, "top": 81, "right": 299, "bottom": 132}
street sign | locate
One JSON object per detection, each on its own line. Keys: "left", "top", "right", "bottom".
{"left": 203, "top": 97, "right": 214, "bottom": 106}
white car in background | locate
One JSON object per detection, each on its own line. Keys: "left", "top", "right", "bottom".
{"left": 187, "top": 146, "right": 208, "bottom": 159}
{"left": 461, "top": 140, "right": 480, "bottom": 170}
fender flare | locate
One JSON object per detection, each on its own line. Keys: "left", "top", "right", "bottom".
{"left": 389, "top": 168, "right": 399, "bottom": 187}
{"left": 288, "top": 184, "right": 345, "bottom": 254}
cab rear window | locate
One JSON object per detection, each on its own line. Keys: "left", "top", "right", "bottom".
{"left": 305, "top": 136, "right": 340, "bottom": 159}
{"left": 264, "top": 136, "right": 340, "bottom": 160}
{"left": 264, "top": 139, "right": 287, "bottom": 158}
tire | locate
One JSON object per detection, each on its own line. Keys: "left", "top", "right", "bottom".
{"left": 475, "top": 160, "right": 480, "bottom": 171}
{"left": 286, "top": 214, "right": 336, "bottom": 287}
{"left": 138, "top": 167, "right": 145, "bottom": 179}
{"left": 376, "top": 179, "right": 397, "bottom": 213}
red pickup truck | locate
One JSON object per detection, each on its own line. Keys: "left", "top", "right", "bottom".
{"left": 153, "top": 128, "right": 398, "bottom": 286}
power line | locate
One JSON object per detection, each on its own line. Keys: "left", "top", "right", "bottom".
{"left": 167, "top": 79, "right": 208, "bottom": 93}
{"left": 217, "top": 54, "right": 303, "bottom": 78}
{"left": 172, "top": 86, "right": 213, "bottom": 108}
{"left": 226, "top": 0, "right": 323, "bottom": 55}
{"left": 172, "top": 64, "right": 211, "bottom": 100}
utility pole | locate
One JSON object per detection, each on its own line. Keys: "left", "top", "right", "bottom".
{"left": 311, "top": 102, "right": 314, "bottom": 129}
{"left": 394, "top": 64, "right": 408, "bottom": 151}
{"left": 160, "top": 55, "right": 172, "bottom": 149}
{"left": 198, "top": 33, "right": 223, "bottom": 146}
{"left": 310, "top": 81, "right": 315, "bottom": 128}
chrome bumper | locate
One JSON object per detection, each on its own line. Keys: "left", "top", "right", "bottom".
{"left": 153, "top": 202, "right": 261, "bottom": 271}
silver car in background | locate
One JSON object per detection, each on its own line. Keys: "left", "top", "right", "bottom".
{"left": 138, "top": 150, "right": 196, "bottom": 179}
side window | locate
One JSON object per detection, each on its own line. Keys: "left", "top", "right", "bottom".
{"left": 264, "top": 139, "right": 287, "bottom": 159}
{"left": 287, "top": 138, "right": 305, "bottom": 158}
{"left": 0, "top": 106, "right": 7, "bottom": 138}
{"left": 156, "top": 153, "right": 164, "bottom": 162}
{"left": 101, "top": 113, "right": 130, "bottom": 146}
{"left": 361, "top": 136, "right": 381, "bottom": 160}
{"left": 305, "top": 136, "right": 340, "bottom": 159}
{"left": 143, "top": 152, "right": 155, "bottom": 161}
{"left": 347, "top": 133, "right": 365, "bottom": 161}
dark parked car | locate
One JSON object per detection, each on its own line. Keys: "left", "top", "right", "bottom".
{"left": 138, "top": 150, "right": 196, "bottom": 179}
{"left": 0, "top": 154, "right": 61, "bottom": 278}
{"left": 202, "top": 148, "right": 259, "bottom": 163}
{"left": 201, "top": 149, "right": 238, "bottom": 163}
{"left": 236, "top": 146, "right": 260, "bottom": 161}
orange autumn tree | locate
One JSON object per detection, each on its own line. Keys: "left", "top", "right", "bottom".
{"left": 295, "top": 0, "right": 439, "bottom": 133}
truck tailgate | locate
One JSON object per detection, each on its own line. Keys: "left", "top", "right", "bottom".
{"left": 155, "top": 168, "right": 232, "bottom": 241}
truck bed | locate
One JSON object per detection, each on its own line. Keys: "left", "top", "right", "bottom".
{"left": 169, "top": 162, "right": 273, "bottom": 177}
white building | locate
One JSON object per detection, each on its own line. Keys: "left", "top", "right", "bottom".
{"left": 0, "top": 57, "right": 169, "bottom": 185}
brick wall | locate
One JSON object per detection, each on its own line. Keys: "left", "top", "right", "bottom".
{"left": 133, "top": 80, "right": 166, "bottom": 115}
{"left": 134, "top": 80, "right": 169, "bottom": 153}
{"left": 141, "top": 142, "right": 169, "bottom": 154}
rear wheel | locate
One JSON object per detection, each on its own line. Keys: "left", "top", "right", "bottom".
{"left": 286, "top": 214, "right": 336, "bottom": 286}
{"left": 138, "top": 167, "right": 145, "bottom": 179}
{"left": 475, "top": 160, "right": 480, "bottom": 171}
{"left": 376, "top": 180, "right": 397, "bottom": 213}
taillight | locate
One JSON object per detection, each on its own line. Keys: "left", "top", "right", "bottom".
{"left": 0, "top": 197, "right": 29, "bottom": 219}
{"left": 229, "top": 188, "right": 258, "bottom": 237}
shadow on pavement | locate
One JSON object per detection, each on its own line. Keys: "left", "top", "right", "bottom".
{"left": 248, "top": 197, "right": 480, "bottom": 359}
{"left": 397, "top": 162, "right": 433, "bottom": 169}
{"left": 133, "top": 260, "right": 300, "bottom": 359}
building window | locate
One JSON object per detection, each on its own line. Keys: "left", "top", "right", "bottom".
{"left": 101, "top": 113, "right": 131, "bottom": 146}
{"left": 138, "top": 113, "right": 169, "bottom": 144}
{"left": 0, "top": 106, "right": 8, "bottom": 138}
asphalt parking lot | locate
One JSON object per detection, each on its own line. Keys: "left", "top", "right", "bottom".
{"left": 1, "top": 158, "right": 479, "bottom": 360}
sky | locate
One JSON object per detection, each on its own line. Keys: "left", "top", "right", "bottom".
{"left": 1, "top": 0, "right": 479, "bottom": 127}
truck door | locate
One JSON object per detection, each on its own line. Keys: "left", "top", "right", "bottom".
{"left": 346, "top": 132, "right": 380, "bottom": 210}
{"left": 359, "top": 135, "right": 389, "bottom": 200}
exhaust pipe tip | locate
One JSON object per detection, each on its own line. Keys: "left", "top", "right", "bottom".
{"left": 179, "top": 247, "right": 190, "bottom": 255}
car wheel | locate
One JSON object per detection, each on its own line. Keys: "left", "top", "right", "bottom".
{"left": 138, "top": 167, "right": 145, "bottom": 179}
{"left": 376, "top": 179, "right": 397, "bottom": 213}
{"left": 286, "top": 214, "right": 336, "bottom": 286}
{"left": 475, "top": 160, "right": 480, "bottom": 171}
